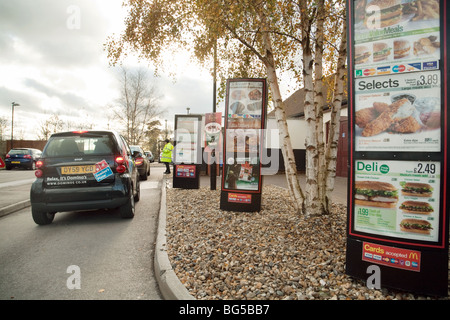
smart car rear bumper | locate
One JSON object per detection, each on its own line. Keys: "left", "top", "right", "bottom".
{"left": 30, "top": 177, "right": 131, "bottom": 213}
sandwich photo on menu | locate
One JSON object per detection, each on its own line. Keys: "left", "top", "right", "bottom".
{"left": 400, "top": 219, "right": 433, "bottom": 235}
{"left": 400, "top": 182, "right": 433, "bottom": 197}
{"left": 354, "top": 180, "right": 398, "bottom": 208}
{"left": 399, "top": 200, "right": 434, "bottom": 215}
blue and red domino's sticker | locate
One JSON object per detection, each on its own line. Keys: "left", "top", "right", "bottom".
{"left": 94, "top": 160, "right": 113, "bottom": 182}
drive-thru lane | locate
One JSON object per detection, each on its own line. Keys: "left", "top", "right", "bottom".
{"left": 0, "top": 166, "right": 164, "bottom": 300}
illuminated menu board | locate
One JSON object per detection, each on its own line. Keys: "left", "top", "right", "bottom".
{"left": 346, "top": 0, "right": 449, "bottom": 297}
{"left": 220, "top": 78, "right": 267, "bottom": 212}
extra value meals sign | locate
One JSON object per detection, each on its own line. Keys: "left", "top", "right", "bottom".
{"left": 346, "top": 0, "right": 449, "bottom": 297}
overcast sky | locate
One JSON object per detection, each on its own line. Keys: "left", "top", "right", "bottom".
{"left": 0, "top": 0, "right": 218, "bottom": 140}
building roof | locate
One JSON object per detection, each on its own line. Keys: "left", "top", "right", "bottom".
{"left": 267, "top": 87, "right": 347, "bottom": 119}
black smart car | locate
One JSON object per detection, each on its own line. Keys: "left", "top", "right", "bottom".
{"left": 5, "top": 148, "right": 42, "bottom": 170}
{"left": 30, "top": 130, "right": 140, "bottom": 225}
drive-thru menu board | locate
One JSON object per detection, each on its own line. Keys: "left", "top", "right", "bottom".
{"left": 173, "top": 114, "right": 202, "bottom": 189}
{"left": 346, "top": 0, "right": 449, "bottom": 297}
{"left": 220, "top": 78, "right": 267, "bottom": 212}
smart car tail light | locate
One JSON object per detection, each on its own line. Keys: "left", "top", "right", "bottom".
{"left": 35, "top": 160, "right": 44, "bottom": 178}
{"left": 115, "top": 156, "right": 126, "bottom": 173}
{"left": 35, "top": 169, "right": 43, "bottom": 178}
{"left": 115, "top": 156, "right": 125, "bottom": 164}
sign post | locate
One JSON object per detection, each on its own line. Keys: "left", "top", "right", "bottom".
{"left": 173, "top": 114, "right": 202, "bottom": 189}
{"left": 205, "top": 112, "right": 222, "bottom": 190}
{"left": 346, "top": 0, "right": 449, "bottom": 296}
{"left": 220, "top": 78, "right": 267, "bottom": 212}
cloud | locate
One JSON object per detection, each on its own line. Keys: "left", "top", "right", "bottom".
{"left": 0, "top": 0, "right": 217, "bottom": 140}
{"left": 0, "top": 86, "right": 46, "bottom": 115}
{"left": 23, "top": 78, "right": 89, "bottom": 109}
{"left": 0, "top": 0, "right": 108, "bottom": 67}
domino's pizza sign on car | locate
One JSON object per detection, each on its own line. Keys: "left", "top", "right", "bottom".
{"left": 94, "top": 160, "right": 113, "bottom": 182}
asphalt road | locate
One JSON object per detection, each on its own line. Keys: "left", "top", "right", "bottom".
{"left": 0, "top": 165, "right": 164, "bottom": 300}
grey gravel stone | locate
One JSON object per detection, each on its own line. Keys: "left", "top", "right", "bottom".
{"left": 165, "top": 184, "right": 449, "bottom": 300}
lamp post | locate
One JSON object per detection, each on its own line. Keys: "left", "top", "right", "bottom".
{"left": 210, "top": 39, "right": 217, "bottom": 190}
{"left": 11, "top": 102, "right": 19, "bottom": 150}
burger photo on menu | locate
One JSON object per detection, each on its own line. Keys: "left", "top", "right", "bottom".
{"left": 365, "top": 0, "right": 402, "bottom": 29}
{"left": 399, "top": 200, "right": 434, "bottom": 215}
{"left": 399, "top": 218, "right": 433, "bottom": 235}
{"left": 354, "top": 180, "right": 398, "bottom": 208}
{"left": 355, "top": 45, "right": 371, "bottom": 65}
{"left": 394, "top": 40, "right": 411, "bottom": 60}
{"left": 400, "top": 181, "right": 433, "bottom": 197}
{"left": 372, "top": 42, "right": 391, "bottom": 62}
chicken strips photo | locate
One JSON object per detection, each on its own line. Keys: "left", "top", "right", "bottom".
{"left": 355, "top": 107, "right": 378, "bottom": 128}
{"left": 390, "top": 116, "right": 422, "bottom": 133}
{"left": 362, "top": 98, "right": 415, "bottom": 137}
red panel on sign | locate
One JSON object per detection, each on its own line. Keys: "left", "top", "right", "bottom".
{"left": 228, "top": 193, "right": 252, "bottom": 204}
{"left": 176, "top": 165, "right": 196, "bottom": 178}
{"left": 362, "top": 242, "right": 421, "bottom": 272}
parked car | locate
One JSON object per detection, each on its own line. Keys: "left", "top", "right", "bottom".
{"left": 5, "top": 148, "right": 42, "bottom": 170}
{"left": 130, "top": 145, "right": 150, "bottom": 180}
{"left": 144, "top": 150, "right": 154, "bottom": 163}
{"left": 30, "top": 130, "right": 140, "bottom": 225}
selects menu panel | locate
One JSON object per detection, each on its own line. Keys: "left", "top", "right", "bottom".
{"left": 355, "top": 71, "right": 441, "bottom": 152}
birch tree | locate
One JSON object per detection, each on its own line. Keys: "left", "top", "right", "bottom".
{"left": 115, "top": 67, "right": 163, "bottom": 145}
{"left": 37, "top": 114, "right": 64, "bottom": 140}
{"left": 106, "top": 0, "right": 346, "bottom": 215}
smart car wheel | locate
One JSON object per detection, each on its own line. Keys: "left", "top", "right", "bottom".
{"left": 119, "top": 192, "right": 135, "bottom": 219}
{"left": 32, "top": 207, "right": 55, "bottom": 225}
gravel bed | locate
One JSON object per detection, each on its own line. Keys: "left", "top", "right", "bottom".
{"left": 165, "top": 184, "right": 449, "bottom": 300}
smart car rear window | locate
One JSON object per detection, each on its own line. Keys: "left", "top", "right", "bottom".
{"left": 44, "top": 134, "right": 115, "bottom": 157}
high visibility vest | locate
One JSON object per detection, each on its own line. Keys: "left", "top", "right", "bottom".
{"left": 161, "top": 143, "right": 173, "bottom": 162}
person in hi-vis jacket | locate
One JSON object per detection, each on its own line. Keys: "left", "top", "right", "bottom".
{"left": 161, "top": 139, "right": 173, "bottom": 174}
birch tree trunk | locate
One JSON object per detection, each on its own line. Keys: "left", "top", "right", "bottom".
{"left": 299, "top": 2, "right": 321, "bottom": 217}
{"left": 260, "top": 13, "right": 305, "bottom": 214}
{"left": 324, "top": 21, "right": 347, "bottom": 213}
{"left": 314, "top": 0, "right": 326, "bottom": 214}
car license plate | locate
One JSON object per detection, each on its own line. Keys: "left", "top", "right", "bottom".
{"left": 11, "top": 161, "right": 20, "bottom": 164}
{"left": 61, "top": 165, "right": 95, "bottom": 175}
